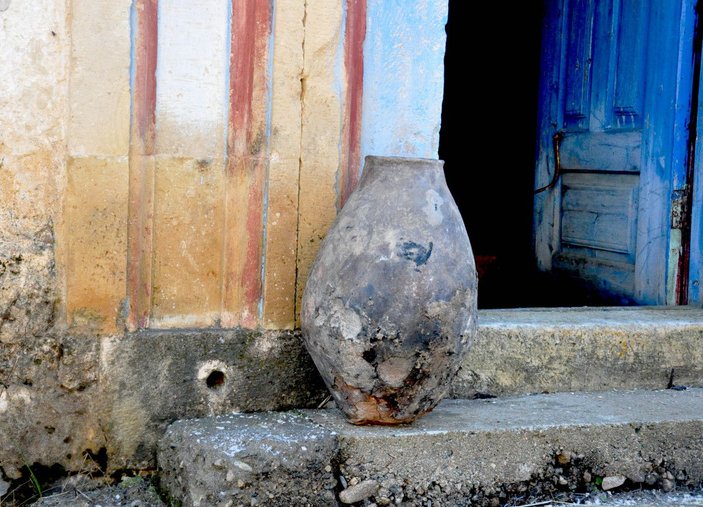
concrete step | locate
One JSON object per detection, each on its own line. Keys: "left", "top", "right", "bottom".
{"left": 157, "top": 387, "right": 703, "bottom": 507}
{"left": 455, "top": 306, "right": 703, "bottom": 398}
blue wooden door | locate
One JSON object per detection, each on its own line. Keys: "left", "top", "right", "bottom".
{"left": 534, "top": 0, "right": 696, "bottom": 305}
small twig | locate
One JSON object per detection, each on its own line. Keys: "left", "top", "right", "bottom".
{"left": 76, "top": 488, "right": 92, "bottom": 501}
{"left": 0, "top": 478, "right": 31, "bottom": 506}
{"left": 80, "top": 451, "right": 92, "bottom": 475}
{"left": 317, "top": 394, "right": 332, "bottom": 409}
{"left": 45, "top": 490, "right": 71, "bottom": 498}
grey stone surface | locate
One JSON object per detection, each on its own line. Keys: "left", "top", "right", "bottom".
{"left": 158, "top": 388, "right": 703, "bottom": 506}
{"left": 0, "top": 332, "right": 105, "bottom": 480}
{"left": 2, "top": 303, "right": 703, "bottom": 480}
{"left": 0, "top": 329, "right": 327, "bottom": 477}
{"left": 100, "top": 329, "right": 327, "bottom": 470}
{"left": 454, "top": 305, "right": 703, "bottom": 398}
{"left": 158, "top": 411, "right": 339, "bottom": 507}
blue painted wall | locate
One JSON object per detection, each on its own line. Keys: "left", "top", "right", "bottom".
{"left": 359, "top": 0, "right": 447, "bottom": 168}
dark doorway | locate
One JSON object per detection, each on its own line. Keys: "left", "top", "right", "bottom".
{"left": 439, "top": 1, "right": 546, "bottom": 308}
{"left": 439, "top": 1, "right": 641, "bottom": 308}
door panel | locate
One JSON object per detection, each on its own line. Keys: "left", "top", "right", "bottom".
{"left": 562, "top": 0, "right": 595, "bottom": 131}
{"left": 534, "top": 0, "right": 695, "bottom": 304}
{"left": 560, "top": 173, "right": 638, "bottom": 256}
{"left": 558, "top": 132, "right": 641, "bottom": 172}
{"left": 612, "top": 0, "right": 647, "bottom": 129}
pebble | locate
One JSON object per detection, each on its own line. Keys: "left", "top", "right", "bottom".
{"left": 0, "top": 478, "right": 9, "bottom": 497}
{"left": 556, "top": 451, "right": 572, "bottom": 465}
{"left": 602, "top": 475, "right": 626, "bottom": 491}
{"left": 339, "top": 479, "right": 380, "bottom": 504}
{"left": 232, "top": 460, "right": 253, "bottom": 472}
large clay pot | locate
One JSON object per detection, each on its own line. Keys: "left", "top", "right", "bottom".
{"left": 301, "top": 155, "right": 477, "bottom": 425}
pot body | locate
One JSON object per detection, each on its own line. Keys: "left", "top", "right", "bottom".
{"left": 301, "top": 156, "right": 477, "bottom": 425}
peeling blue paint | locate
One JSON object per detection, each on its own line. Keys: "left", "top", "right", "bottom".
{"left": 359, "top": 0, "right": 448, "bottom": 169}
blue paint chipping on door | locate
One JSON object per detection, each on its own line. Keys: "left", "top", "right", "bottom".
{"left": 533, "top": 0, "right": 697, "bottom": 305}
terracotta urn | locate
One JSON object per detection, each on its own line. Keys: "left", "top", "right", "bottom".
{"left": 301, "top": 155, "right": 477, "bottom": 425}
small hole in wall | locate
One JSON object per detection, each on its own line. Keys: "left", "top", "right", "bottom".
{"left": 206, "top": 370, "right": 226, "bottom": 389}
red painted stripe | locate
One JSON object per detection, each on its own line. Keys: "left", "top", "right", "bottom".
{"left": 135, "top": 0, "right": 158, "bottom": 154}
{"left": 340, "top": 0, "right": 367, "bottom": 208}
{"left": 127, "top": 0, "right": 158, "bottom": 331}
{"left": 222, "top": 0, "right": 272, "bottom": 327}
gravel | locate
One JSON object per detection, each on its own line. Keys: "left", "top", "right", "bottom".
{"left": 2, "top": 478, "right": 701, "bottom": 506}
{"left": 0, "top": 475, "right": 165, "bottom": 507}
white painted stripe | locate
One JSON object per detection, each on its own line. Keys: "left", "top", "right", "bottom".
{"left": 155, "top": 0, "right": 229, "bottom": 157}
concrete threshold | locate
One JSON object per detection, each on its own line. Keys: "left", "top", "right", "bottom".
{"left": 158, "top": 387, "right": 703, "bottom": 507}
{"left": 455, "top": 305, "right": 703, "bottom": 398}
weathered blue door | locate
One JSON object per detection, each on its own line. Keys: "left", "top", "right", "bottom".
{"left": 534, "top": 0, "right": 696, "bottom": 305}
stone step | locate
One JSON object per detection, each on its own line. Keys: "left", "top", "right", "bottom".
{"left": 157, "top": 387, "right": 703, "bottom": 507}
{"left": 456, "top": 305, "right": 703, "bottom": 398}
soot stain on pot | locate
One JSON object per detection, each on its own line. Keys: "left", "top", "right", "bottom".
{"left": 398, "top": 241, "right": 433, "bottom": 266}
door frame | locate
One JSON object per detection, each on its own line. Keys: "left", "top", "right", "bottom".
{"left": 688, "top": 0, "right": 703, "bottom": 305}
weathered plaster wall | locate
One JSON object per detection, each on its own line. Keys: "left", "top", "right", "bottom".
{"left": 0, "top": 0, "right": 70, "bottom": 481}
{"left": 0, "top": 0, "right": 449, "bottom": 480}
{"left": 0, "top": 0, "right": 66, "bottom": 338}
{"left": 360, "top": 0, "right": 447, "bottom": 159}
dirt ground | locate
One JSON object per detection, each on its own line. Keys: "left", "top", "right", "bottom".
{"left": 2, "top": 474, "right": 702, "bottom": 507}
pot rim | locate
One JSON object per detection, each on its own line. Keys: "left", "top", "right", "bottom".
{"left": 364, "top": 155, "right": 445, "bottom": 168}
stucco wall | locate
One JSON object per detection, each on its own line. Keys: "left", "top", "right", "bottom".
{"left": 0, "top": 0, "right": 448, "bottom": 476}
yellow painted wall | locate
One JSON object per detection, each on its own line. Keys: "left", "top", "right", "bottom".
{"left": 2, "top": 0, "right": 352, "bottom": 334}
{"left": 4, "top": 0, "right": 447, "bottom": 334}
